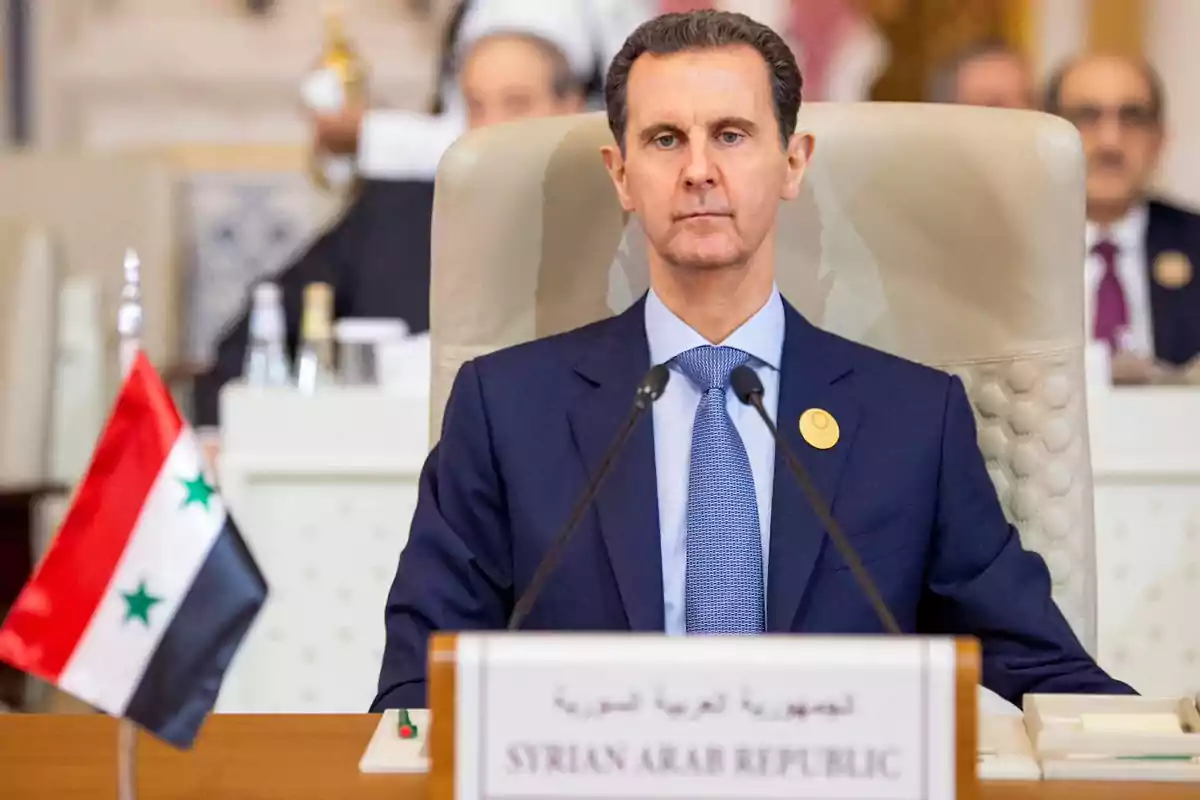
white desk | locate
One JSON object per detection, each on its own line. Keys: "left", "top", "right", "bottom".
{"left": 1087, "top": 352, "right": 1200, "bottom": 699}
{"left": 215, "top": 384, "right": 429, "bottom": 713}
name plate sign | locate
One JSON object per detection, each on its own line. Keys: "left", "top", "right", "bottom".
{"left": 429, "top": 634, "right": 976, "bottom": 800}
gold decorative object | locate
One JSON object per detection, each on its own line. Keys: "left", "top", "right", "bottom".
{"left": 799, "top": 408, "right": 841, "bottom": 450}
{"left": 309, "top": 2, "right": 368, "bottom": 194}
{"left": 1154, "top": 251, "right": 1193, "bottom": 290}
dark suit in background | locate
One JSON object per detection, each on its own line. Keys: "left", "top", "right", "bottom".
{"left": 192, "top": 179, "right": 434, "bottom": 427}
{"left": 1145, "top": 198, "right": 1200, "bottom": 366}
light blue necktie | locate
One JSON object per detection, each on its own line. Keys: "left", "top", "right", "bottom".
{"left": 675, "top": 345, "right": 765, "bottom": 634}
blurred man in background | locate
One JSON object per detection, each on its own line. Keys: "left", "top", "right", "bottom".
{"left": 326, "top": 1, "right": 891, "bottom": 177}
{"left": 192, "top": 30, "right": 585, "bottom": 429}
{"left": 934, "top": 39, "right": 1034, "bottom": 109}
{"left": 315, "top": 0, "right": 655, "bottom": 179}
{"left": 1046, "top": 54, "right": 1200, "bottom": 381}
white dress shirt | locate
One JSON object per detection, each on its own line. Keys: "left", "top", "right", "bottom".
{"left": 1085, "top": 204, "right": 1155, "bottom": 358}
{"left": 645, "top": 287, "right": 783, "bottom": 635}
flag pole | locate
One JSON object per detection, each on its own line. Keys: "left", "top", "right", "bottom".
{"left": 116, "top": 247, "right": 142, "bottom": 800}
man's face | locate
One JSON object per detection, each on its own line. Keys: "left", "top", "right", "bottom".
{"left": 954, "top": 54, "right": 1032, "bottom": 109}
{"left": 459, "top": 36, "right": 582, "bottom": 130}
{"left": 1057, "top": 56, "right": 1163, "bottom": 213}
{"left": 602, "top": 46, "right": 810, "bottom": 272}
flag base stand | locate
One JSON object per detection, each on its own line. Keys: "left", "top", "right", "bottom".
{"left": 117, "top": 718, "right": 138, "bottom": 800}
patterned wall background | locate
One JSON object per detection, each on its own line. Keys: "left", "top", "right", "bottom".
{"left": 182, "top": 172, "right": 330, "bottom": 366}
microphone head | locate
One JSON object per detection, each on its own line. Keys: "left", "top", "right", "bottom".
{"left": 730, "top": 365, "right": 764, "bottom": 405}
{"left": 635, "top": 364, "right": 671, "bottom": 409}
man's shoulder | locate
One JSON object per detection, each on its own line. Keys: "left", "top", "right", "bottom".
{"left": 464, "top": 314, "right": 620, "bottom": 385}
{"left": 1149, "top": 196, "right": 1200, "bottom": 236}
{"left": 802, "top": 316, "right": 955, "bottom": 400}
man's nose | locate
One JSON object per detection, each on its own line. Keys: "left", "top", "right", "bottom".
{"left": 1094, "top": 116, "right": 1126, "bottom": 150}
{"left": 682, "top": 139, "right": 717, "bottom": 188}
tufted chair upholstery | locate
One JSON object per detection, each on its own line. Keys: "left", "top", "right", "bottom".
{"left": 427, "top": 104, "right": 1098, "bottom": 651}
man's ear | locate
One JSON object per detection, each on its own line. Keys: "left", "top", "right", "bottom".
{"left": 602, "top": 144, "right": 634, "bottom": 211}
{"left": 781, "top": 132, "right": 815, "bottom": 201}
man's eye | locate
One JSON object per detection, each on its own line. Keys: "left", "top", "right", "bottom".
{"left": 654, "top": 133, "right": 678, "bottom": 148}
{"left": 719, "top": 131, "right": 744, "bottom": 145}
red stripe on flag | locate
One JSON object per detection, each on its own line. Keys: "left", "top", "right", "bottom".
{"left": 0, "top": 352, "right": 182, "bottom": 682}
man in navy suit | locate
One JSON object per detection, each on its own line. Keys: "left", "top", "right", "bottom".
{"left": 1045, "top": 53, "right": 1200, "bottom": 378}
{"left": 375, "top": 11, "right": 1133, "bottom": 710}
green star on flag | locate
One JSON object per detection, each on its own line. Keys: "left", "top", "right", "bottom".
{"left": 121, "top": 580, "right": 163, "bottom": 626}
{"left": 179, "top": 472, "right": 215, "bottom": 510}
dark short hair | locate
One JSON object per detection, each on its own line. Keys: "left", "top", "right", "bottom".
{"left": 604, "top": 10, "right": 802, "bottom": 150}
{"left": 463, "top": 31, "right": 583, "bottom": 100}
{"left": 1043, "top": 54, "right": 1165, "bottom": 123}
{"left": 927, "top": 38, "right": 1027, "bottom": 103}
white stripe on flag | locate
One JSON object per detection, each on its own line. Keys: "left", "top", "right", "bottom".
{"left": 57, "top": 428, "right": 227, "bottom": 716}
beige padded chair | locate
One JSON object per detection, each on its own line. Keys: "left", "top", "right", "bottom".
{"left": 0, "top": 218, "right": 59, "bottom": 488}
{"left": 0, "top": 154, "right": 177, "bottom": 399}
{"left": 429, "top": 103, "right": 1097, "bottom": 651}
{"left": 0, "top": 218, "right": 59, "bottom": 712}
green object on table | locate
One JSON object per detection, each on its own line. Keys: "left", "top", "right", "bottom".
{"left": 397, "top": 708, "right": 419, "bottom": 740}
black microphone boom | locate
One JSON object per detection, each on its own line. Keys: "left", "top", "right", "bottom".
{"left": 507, "top": 364, "right": 670, "bottom": 629}
{"left": 730, "top": 365, "right": 902, "bottom": 635}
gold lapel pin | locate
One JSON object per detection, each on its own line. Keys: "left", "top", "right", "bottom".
{"left": 799, "top": 408, "right": 839, "bottom": 450}
{"left": 1154, "top": 251, "right": 1193, "bottom": 290}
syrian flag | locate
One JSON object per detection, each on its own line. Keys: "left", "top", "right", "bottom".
{"left": 0, "top": 352, "right": 267, "bottom": 748}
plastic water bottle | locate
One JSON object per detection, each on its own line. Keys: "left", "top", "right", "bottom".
{"left": 243, "top": 282, "right": 291, "bottom": 387}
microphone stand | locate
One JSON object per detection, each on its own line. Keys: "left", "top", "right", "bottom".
{"left": 508, "top": 368, "right": 667, "bottom": 629}
{"left": 737, "top": 380, "right": 901, "bottom": 636}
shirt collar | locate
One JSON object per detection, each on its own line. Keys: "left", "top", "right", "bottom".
{"left": 1086, "top": 203, "right": 1148, "bottom": 253}
{"left": 644, "top": 285, "right": 784, "bottom": 371}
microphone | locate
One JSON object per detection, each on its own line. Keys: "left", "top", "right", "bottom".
{"left": 507, "top": 364, "right": 670, "bottom": 629}
{"left": 730, "top": 365, "right": 902, "bottom": 635}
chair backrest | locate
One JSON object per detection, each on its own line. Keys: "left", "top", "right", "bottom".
{"left": 429, "top": 103, "right": 1097, "bottom": 650}
{"left": 0, "top": 218, "right": 59, "bottom": 487}
{"left": 0, "top": 154, "right": 177, "bottom": 397}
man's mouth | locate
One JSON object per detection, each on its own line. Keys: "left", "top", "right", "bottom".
{"left": 675, "top": 211, "right": 732, "bottom": 220}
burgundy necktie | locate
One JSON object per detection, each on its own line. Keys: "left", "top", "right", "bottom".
{"left": 1091, "top": 239, "right": 1129, "bottom": 352}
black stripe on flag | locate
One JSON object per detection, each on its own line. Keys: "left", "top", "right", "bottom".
{"left": 123, "top": 517, "right": 267, "bottom": 748}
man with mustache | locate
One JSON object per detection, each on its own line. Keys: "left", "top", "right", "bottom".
{"left": 375, "top": 10, "right": 1133, "bottom": 710}
{"left": 1045, "top": 54, "right": 1200, "bottom": 382}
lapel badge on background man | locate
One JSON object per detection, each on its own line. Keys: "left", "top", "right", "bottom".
{"left": 1153, "top": 251, "right": 1193, "bottom": 290}
{"left": 799, "top": 408, "right": 840, "bottom": 450}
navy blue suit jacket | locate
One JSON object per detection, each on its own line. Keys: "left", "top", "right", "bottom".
{"left": 1146, "top": 199, "right": 1200, "bottom": 366}
{"left": 374, "top": 297, "right": 1132, "bottom": 710}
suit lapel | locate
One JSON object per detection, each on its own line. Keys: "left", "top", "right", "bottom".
{"left": 767, "top": 304, "right": 861, "bottom": 631}
{"left": 1144, "top": 201, "right": 1175, "bottom": 358}
{"left": 567, "top": 299, "right": 665, "bottom": 631}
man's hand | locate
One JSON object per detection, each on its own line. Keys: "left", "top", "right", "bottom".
{"left": 1109, "top": 351, "right": 1181, "bottom": 385}
{"left": 1181, "top": 354, "right": 1200, "bottom": 385}
{"left": 314, "top": 104, "right": 365, "bottom": 155}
